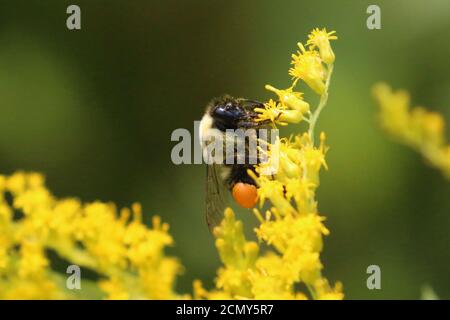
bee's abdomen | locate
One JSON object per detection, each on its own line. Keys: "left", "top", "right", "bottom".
{"left": 226, "top": 164, "right": 256, "bottom": 188}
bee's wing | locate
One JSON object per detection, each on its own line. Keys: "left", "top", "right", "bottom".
{"left": 205, "top": 163, "right": 229, "bottom": 233}
{"left": 238, "top": 98, "right": 265, "bottom": 111}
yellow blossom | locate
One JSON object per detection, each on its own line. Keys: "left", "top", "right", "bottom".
{"left": 289, "top": 43, "right": 326, "bottom": 94}
{"left": 18, "top": 241, "right": 49, "bottom": 279}
{"left": 0, "top": 171, "right": 184, "bottom": 300}
{"left": 373, "top": 82, "right": 450, "bottom": 179}
{"left": 254, "top": 99, "right": 290, "bottom": 126}
{"left": 255, "top": 85, "right": 310, "bottom": 125}
{"left": 0, "top": 27, "right": 343, "bottom": 301}
{"left": 314, "top": 279, "right": 344, "bottom": 300}
{"left": 99, "top": 277, "right": 130, "bottom": 300}
{"left": 265, "top": 85, "right": 310, "bottom": 113}
{"left": 307, "top": 28, "right": 337, "bottom": 64}
{"left": 199, "top": 28, "right": 343, "bottom": 300}
{"left": 266, "top": 29, "right": 336, "bottom": 143}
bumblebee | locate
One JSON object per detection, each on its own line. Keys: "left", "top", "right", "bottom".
{"left": 199, "top": 95, "right": 268, "bottom": 231}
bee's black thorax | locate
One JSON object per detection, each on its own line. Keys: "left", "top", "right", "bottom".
{"left": 201, "top": 95, "right": 265, "bottom": 189}
{"left": 207, "top": 95, "right": 259, "bottom": 131}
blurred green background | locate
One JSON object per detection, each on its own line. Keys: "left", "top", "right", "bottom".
{"left": 0, "top": 0, "right": 449, "bottom": 299}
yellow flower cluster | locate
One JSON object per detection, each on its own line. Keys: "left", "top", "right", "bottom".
{"left": 196, "top": 28, "right": 343, "bottom": 300}
{"left": 373, "top": 83, "right": 450, "bottom": 179}
{"left": 0, "top": 27, "right": 342, "bottom": 301}
{"left": 0, "top": 172, "right": 183, "bottom": 299}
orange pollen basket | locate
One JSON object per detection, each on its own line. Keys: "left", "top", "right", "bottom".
{"left": 232, "top": 182, "right": 258, "bottom": 209}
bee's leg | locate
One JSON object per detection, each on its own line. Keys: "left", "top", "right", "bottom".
{"left": 237, "top": 119, "right": 271, "bottom": 128}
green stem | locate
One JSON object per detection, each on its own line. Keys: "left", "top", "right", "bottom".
{"left": 308, "top": 64, "right": 334, "bottom": 145}
{"left": 304, "top": 64, "right": 334, "bottom": 300}
{"left": 306, "top": 283, "right": 318, "bottom": 300}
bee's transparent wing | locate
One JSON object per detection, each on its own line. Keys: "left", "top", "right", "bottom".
{"left": 205, "top": 163, "right": 228, "bottom": 233}
{"left": 238, "top": 98, "right": 265, "bottom": 111}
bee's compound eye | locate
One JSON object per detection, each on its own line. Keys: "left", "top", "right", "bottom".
{"left": 232, "top": 182, "right": 258, "bottom": 209}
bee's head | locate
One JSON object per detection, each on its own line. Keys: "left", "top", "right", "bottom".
{"left": 210, "top": 96, "right": 246, "bottom": 130}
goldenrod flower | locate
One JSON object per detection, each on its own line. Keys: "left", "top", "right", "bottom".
{"left": 314, "top": 278, "right": 344, "bottom": 300}
{"left": 199, "top": 28, "right": 343, "bottom": 300}
{"left": 0, "top": 172, "right": 184, "bottom": 299}
{"left": 0, "top": 27, "right": 342, "bottom": 301}
{"left": 254, "top": 99, "right": 290, "bottom": 126}
{"left": 254, "top": 85, "right": 311, "bottom": 126}
{"left": 307, "top": 28, "right": 337, "bottom": 64}
{"left": 373, "top": 82, "right": 450, "bottom": 179}
{"left": 289, "top": 43, "right": 326, "bottom": 95}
